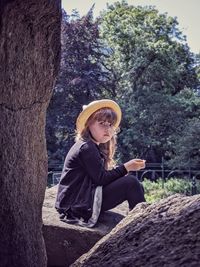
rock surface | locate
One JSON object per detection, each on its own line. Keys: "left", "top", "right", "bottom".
{"left": 72, "top": 194, "right": 200, "bottom": 267}
{"left": 42, "top": 185, "right": 129, "bottom": 267}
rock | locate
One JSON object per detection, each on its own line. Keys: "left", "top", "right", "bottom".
{"left": 72, "top": 194, "right": 200, "bottom": 267}
{"left": 42, "top": 185, "right": 129, "bottom": 267}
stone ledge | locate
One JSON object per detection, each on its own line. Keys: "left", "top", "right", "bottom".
{"left": 42, "top": 185, "right": 128, "bottom": 267}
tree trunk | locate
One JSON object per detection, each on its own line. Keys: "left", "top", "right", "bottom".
{"left": 0, "top": 1, "right": 61, "bottom": 266}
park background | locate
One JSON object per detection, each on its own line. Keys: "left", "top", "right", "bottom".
{"left": 1, "top": 2, "right": 200, "bottom": 266}
{"left": 46, "top": 1, "right": 200, "bottom": 193}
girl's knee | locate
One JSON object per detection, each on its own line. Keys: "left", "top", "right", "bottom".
{"left": 124, "top": 175, "right": 146, "bottom": 209}
{"left": 125, "top": 174, "right": 141, "bottom": 188}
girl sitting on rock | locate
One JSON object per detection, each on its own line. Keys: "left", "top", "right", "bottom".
{"left": 55, "top": 99, "right": 146, "bottom": 227}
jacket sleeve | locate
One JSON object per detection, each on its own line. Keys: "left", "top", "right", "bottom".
{"left": 79, "top": 142, "right": 127, "bottom": 186}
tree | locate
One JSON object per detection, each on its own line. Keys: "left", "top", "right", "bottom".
{"left": 168, "top": 104, "right": 200, "bottom": 169}
{"left": 99, "top": 1, "right": 200, "bottom": 165}
{"left": 46, "top": 8, "right": 112, "bottom": 166}
{"left": 0, "top": 1, "right": 61, "bottom": 266}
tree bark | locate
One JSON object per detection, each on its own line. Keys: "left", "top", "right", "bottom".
{"left": 0, "top": 1, "right": 61, "bottom": 266}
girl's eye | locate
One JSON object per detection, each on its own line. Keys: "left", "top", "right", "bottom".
{"left": 99, "top": 121, "right": 111, "bottom": 126}
{"left": 98, "top": 121, "right": 115, "bottom": 130}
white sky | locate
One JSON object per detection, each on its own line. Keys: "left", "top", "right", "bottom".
{"left": 62, "top": 0, "right": 200, "bottom": 54}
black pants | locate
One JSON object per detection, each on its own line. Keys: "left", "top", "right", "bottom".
{"left": 101, "top": 174, "right": 145, "bottom": 212}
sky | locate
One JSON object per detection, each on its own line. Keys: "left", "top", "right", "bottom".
{"left": 62, "top": 0, "right": 200, "bottom": 54}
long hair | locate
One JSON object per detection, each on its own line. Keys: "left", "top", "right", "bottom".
{"left": 76, "top": 108, "right": 119, "bottom": 169}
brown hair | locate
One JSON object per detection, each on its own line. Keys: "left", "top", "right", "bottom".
{"left": 76, "top": 108, "right": 119, "bottom": 169}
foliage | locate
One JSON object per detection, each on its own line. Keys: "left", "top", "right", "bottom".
{"left": 99, "top": 1, "right": 200, "bottom": 166}
{"left": 143, "top": 178, "right": 200, "bottom": 203}
{"left": 46, "top": 8, "right": 112, "bottom": 166}
{"left": 46, "top": 2, "right": 200, "bottom": 169}
{"left": 167, "top": 117, "right": 200, "bottom": 168}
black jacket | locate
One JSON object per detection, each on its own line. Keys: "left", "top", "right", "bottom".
{"left": 55, "top": 139, "right": 127, "bottom": 220}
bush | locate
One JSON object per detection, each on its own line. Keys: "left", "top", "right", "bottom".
{"left": 143, "top": 177, "right": 200, "bottom": 203}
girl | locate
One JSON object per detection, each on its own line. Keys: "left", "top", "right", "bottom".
{"left": 55, "top": 99, "right": 146, "bottom": 227}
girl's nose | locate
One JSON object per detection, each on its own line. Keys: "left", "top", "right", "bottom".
{"left": 104, "top": 123, "right": 112, "bottom": 129}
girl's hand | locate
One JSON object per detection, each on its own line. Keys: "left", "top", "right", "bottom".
{"left": 124, "top": 159, "right": 146, "bottom": 172}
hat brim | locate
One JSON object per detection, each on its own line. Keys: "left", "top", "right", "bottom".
{"left": 76, "top": 99, "right": 121, "bottom": 133}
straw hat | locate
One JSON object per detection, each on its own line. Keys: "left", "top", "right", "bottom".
{"left": 76, "top": 99, "right": 122, "bottom": 133}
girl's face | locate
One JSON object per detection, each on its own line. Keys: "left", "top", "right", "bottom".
{"left": 88, "top": 120, "right": 115, "bottom": 144}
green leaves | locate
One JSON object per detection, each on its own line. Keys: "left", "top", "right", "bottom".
{"left": 143, "top": 178, "right": 200, "bottom": 203}
{"left": 99, "top": 2, "right": 200, "bottom": 166}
